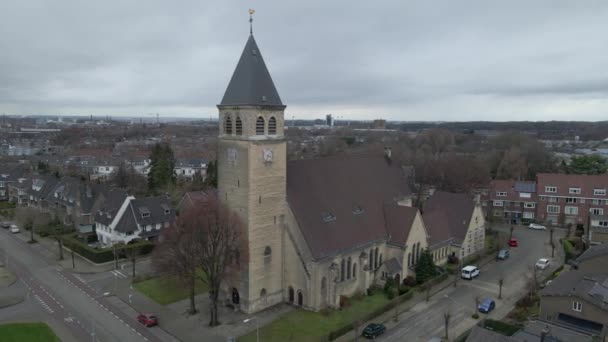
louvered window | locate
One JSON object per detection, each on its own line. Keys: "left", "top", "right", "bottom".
{"left": 224, "top": 116, "right": 233, "bottom": 135}
{"left": 235, "top": 117, "right": 243, "bottom": 135}
{"left": 256, "top": 116, "right": 265, "bottom": 135}
{"left": 268, "top": 116, "right": 277, "bottom": 135}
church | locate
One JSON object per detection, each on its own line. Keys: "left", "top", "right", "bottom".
{"left": 216, "top": 24, "right": 486, "bottom": 314}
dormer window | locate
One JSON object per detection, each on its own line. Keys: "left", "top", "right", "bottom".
{"left": 161, "top": 203, "right": 170, "bottom": 215}
{"left": 139, "top": 206, "right": 151, "bottom": 218}
{"left": 164, "top": 209, "right": 170, "bottom": 215}
{"left": 322, "top": 212, "right": 336, "bottom": 222}
{"left": 142, "top": 212, "right": 150, "bottom": 218}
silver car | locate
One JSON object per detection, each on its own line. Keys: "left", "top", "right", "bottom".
{"left": 529, "top": 223, "right": 547, "bottom": 230}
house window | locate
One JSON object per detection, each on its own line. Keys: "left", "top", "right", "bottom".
{"left": 598, "top": 221, "right": 608, "bottom": 227}
{"left": 494, "top": 211, "right": 502, "bottom": 216}
{"left": 548, "top": 197, "right": 558, "bottom": 203}
{"left": 592, "top": 199, "right": 600, "bottom": 205}
{"left": 545, "top": 186, "right": 557, "bottom": 193}
{"left": 547, "top": 205, "right": 560, "bottom": 214}
{"left": 493, "top": 200, "right": 504, "bottom": 207}
{"left": 590, "top": 208, "right": 604, "bottom": 216}
{"left": 523, "top": 212, "right": 535, "bottom": 219}
{"left": 224, "top": 116, "right": 233, "bottom": 135}
{"left": 256, "top": 116, "right": 265, "bottom": 135}
{"left": 496, "top": 192, "right": 507, "bottom": 197}
{"left": 165, "top": 209, "right": 170, "bottom": 215}
{"left": 569, "top": 188, "right": 581, "bottom": 195}
{"left": 565, "top": 197, "right": 578, "bottom": 204}
{"left": 519, "top": 192, "right": 531, "bottom": 198}
{"left": 539, "top": 196, "right": 546, "bottom": 201}
{"left": 565, "top": 206, "right": 578, "bottom": 215}
{"left": 142, "top": 212, "right": 150, "bottom": 218}
{"left": 524, "top": 202, "right": 536, "bottom": 208}
{"left": 235, "top": 117, "right": 243, "bottom": 135}
{"left": 594, "top": 189, "right": 606, "bottom": 196}
{"left": 572, "top": 301, "right": 582, "bottom": 312}
{"left": 268, "top": 117, "right": 277, "bottom": 135}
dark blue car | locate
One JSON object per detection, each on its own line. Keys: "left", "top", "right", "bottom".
{"left": 478, "top": 298, "right": 496, "bottom": 313}
{"left": 362, "top": 323, "right": 386, "bottom": 339}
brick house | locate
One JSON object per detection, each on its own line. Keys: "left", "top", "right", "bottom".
{"left": 488, "top": 180, "right": 537, "bottom": 224}
{"left": 536, "top": 173, "right": 608, "bottom": 229}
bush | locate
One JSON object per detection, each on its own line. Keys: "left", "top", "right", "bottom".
{"left": 415, "top": 250, "right": 438, "bottom": 284}
{"left": 384, "top": 277, "right": 396, "bottom": 294}
{"left": 386, "top": 287, "right": 397, "bottom": 300}
{"left": 0, "top": 201, "right": 16, "bottom": 210}
{"left": 62, "top": 234, "right": 154, "bottom": 264}
{"left": 402, "top": 276, "right": 417, "bottom": 287}
{"left": 447, "top": 254, "right": 459, "bottom": 265}
{"left": 472, "top": 313, "right": 479, "bottom": 319}
{"left": 398, "top": 285, "right": 409, "bottom": 296}
{"left": 563, "top": 240, "right": 574, "bottom": 261}
{"left": 339, "top": 295, "right": 350, "bottom": 308}
{"left": 482, "top": 319, "right": 521, "bottom": 336}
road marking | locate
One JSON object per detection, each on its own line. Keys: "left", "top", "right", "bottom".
{"left": 111, "top": 270, "right": 128, "bottom": 278}
{"left": 74, "top": 274, "right": 86, "bottom": 283}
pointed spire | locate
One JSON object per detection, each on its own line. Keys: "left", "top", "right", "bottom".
{"left": 249, "top": 9, "right": 255, "bottom": 35}
{"left": 219, "top": 27, "right": 283, "bottom": 107}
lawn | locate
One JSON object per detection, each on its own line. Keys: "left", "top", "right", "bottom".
{"left": 0, "top": 322, "right": 61, "bottom": 342}
{"left": 238, "top": 292, "right": 390, "bottom": 342}
{"left": 134, "top": 272, "right": 208, "bottom": 305}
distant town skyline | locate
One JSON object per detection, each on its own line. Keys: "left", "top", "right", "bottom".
{"left": 1, "top": 1, "right": 608, "bottom": 121}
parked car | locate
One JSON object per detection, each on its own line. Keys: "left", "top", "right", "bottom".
{"left": 478, "top": 298, "right": 496, "bottom": 313}
{"left": 9, "top": 225, "right": 19, "bottom": 234}
{"left": 362, "top": 323, "right": 386, "bottom": 339}
{"left": 461, "top": 265, "right": 480, "bottom": 280}
{"left": 1, "top": 222, "right": 10, "bottom": 229}
{"left": 508, "top": 238, "right": 518, "bottom": 247}
{"left": 529, "top": 223, "right": 547, "bottom": 230}
{"left": 496, "top": 249, "right": 510, "bottom": 260}
{"left": 536, "top": 258, "right": 550, "bottom": 270}
{"left": 137, "top": 313, "right": 158, "bottom": 327}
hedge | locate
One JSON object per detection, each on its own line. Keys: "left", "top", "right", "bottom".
{"left": 563, "top": 240, "right": 574, "bottom": 262}
{"left": 482, "top": 319, "right": 522, "bottom": 336}
{"left": 327, "top": 290, "right": 414, "bottom": 340}
{"left": 0, "top": 201, "right": 16, "bottom": 209}
{"left": 62, "top": 234, "right": 154, "bottom": 264}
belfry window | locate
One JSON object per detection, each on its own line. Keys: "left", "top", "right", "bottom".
{"left": 224, "top": 116, "right": 233, "bottom": 135}
{"left": 235, "top": 117, "right": 243, "bottom": 135}
{"left": 268, "top": 116, "right": 277, "bottom": 135}
{"left": 256, "top": 116, "right": 265, "bottom": 135}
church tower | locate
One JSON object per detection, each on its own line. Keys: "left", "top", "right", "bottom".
{"left": 217, "top": 22, "right": 286, "bottom": 314}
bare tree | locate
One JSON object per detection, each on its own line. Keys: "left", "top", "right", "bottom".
{"left": 154, "top": 198, "right": 246, "bottom": 326}
{"left": 550, "top": 227, "right": 555, "bottom": 258}
{"left": 443, "top": 312, "right": 451, "bottom": 341}
{"left": 48, "top": 216, "right": 68, "bottom": 260}
{"left": 509, "top": 226, "right": 514, "bottom": 240}
{"left": 122, "top": 243, "right": 143, "bottom": 279}
{"left": 475, "top": 296, "right": 480, "bottom": 313}
{"left": 498, "top": 276, "right": 504, "bottom": 299}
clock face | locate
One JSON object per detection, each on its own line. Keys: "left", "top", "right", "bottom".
{"left": 263, "top": 148, "right": 273, "bottom": 162}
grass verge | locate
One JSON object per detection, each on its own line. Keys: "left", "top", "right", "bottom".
{"left": 238, "top": 292, "right": 390, "bottom": 342}
{"left": 0, "top": 322, "right": 61, "bottom": 342}
{"left": 133, "top": 272, "right": 208, "bottom": 305}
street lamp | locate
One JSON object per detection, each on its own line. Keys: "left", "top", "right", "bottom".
{"left": 243, "top": 317, "right": 259, "bottom": 342}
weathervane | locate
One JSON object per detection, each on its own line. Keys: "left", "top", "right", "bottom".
{"left": 249, "top": 9, "right": 255, "bottom": 35}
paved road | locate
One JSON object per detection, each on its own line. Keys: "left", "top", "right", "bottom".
{"left": 0, "top": 228, "right": 163, "bottom": 342}
{"left": 379, "top": 225, "right": 564, "bottom": 342}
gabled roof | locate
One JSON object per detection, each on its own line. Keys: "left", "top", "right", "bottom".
{"left": 384, "top": 203, "right": 419, "bottom": 247}
{"left": 537, "top": 173, "right": 608, "bottom": 198}
{"left": 286, "top": 155, "right": 411, "bottom": 260}
{"left": 384, "top": 257, "right": 402, "bottom": 274}
{"left": 541, "top": 272, "right": 608, "bottom": 312}
{"left": 219, "top": 34, "right": 283, "bottom": 107}
{"left": 577, "top": 243, "right": 608, "bottom": 263}
{"left": 423, "top": 191, "right": 476, "bottom": 245}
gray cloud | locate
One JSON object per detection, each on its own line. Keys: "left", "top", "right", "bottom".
{"left": 1, "top": 1, "right": 608, "bottom": 120}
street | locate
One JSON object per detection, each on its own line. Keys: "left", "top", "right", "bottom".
{"left": 378, "top": 225, "right": 565, "bottom": 342}
{"left": 0, "top": 227, "right": 163, "bottom": 342}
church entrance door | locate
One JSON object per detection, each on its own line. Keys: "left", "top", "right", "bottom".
{"left": 232, "top": 288, "right": 240, "bottom": 305}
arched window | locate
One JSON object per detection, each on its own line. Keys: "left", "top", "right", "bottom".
{"left": 353, "top": 263, "right": 357, "bottom": 278}
{"left": 256, "top": 116, "right": 265, "bottom": 135}
{"left": 347, "top": 257, "right": 352, "bottom": 279}
{"left": 264, "top": 246, "right": 272, "bottom": 264}
{"left": 408, "top": 252, "right": 412, "bottom": 266}
{"left": 235, "top": 116, "right": 243, "bottom": 135}
{"left": 260, "top": 288, "right": 267, "bottom": 297}
{"left": 340, "top": 259, "right": 345, "bottom": 281}
{"left": 268, "top": 116, "right": 277, "bottom": 135}
{"left": 224, "top": 116, "right": 233, "bottom": 135}
{"left": 369, "top": 249, "right": 374, "bottom": 270}
{"left": 288, "top": 286, "right": 294, "bottom": 303}
{"left": 374, "top": 248, "right": 379, "bottom": 269}
{"left": 297, "top": 291, "right": 304, "bottom": 306}
{"left": 379, "top": 254, "right": 383, "bottom": 266}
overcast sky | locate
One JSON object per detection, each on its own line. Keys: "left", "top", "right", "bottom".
{"left": 1, "top": 1, "right": 608, "bottom": 121}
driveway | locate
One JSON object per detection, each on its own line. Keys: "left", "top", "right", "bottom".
{"left": 378, "top": 225, "right": 564, "bottom": 342}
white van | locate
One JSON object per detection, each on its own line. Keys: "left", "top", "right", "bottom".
{"left": 461, "top": 265, "right": 480, "bottom": 280}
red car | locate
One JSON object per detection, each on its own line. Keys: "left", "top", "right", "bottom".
{"left": 508, "top": 238, "right": 518, "bottom": 247}
{"left": 137, "top": 313, "right": 158, "bottom": 327}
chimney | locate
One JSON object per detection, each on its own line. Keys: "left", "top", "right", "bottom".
{"left": 384, "top": 146, "right": 392, "bottom": 159}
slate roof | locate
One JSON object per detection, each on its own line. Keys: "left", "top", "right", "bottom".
{"left": 541, "top": 272, "right": 608, "bottom": 312}
{"left": 219, "top": 34, "right": 283, "bottom": 107}
{"left": 576, "top": 243, "right": 608, "bottom": 263}
{"left": 50, "top": 177, "right": 96, "bottom": 212}
{"left": 28, "top": 175, "right": 59, "bottom": 200}
{"left": 177, "top": 190, "right": 216, "bottom": 212}
{"left": 511, "top": 320, "right": 593, "bottom": 342}
{"left": 466, "top": 325, "right": 513, "bottom": 342}
{"left": 286, "top": 155, "right": 411, "bottom": 260}
{"left": 115, "top": 196, "right": 174, "bottom": 233}
{"left": 384, "top": 202, "right": 419, "bottom": 247}
{"left": 94, "top": 188, "right": 129, "bottom": 226}
{"left": 489, "top": 180, "right": 537, "bottom": 202}
{"left": 423, "top": 191, "right": 475, "bottom": 245}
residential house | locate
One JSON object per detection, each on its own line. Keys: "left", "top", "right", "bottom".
{"left": 176, "top": 190, "right": 215, "bottom": 213}
{"left": 423, "top": 191, "right": 486, "bottom": 264}
{"left": 536, "top": 173, "right": 608, "bottom": 228}
{"left": 45, "top": 177, "right": 97, "bottom": 232}
{"left": 488, "top": 180, "right": 537, "bottom": 224}
{"left": 8, "top": 177, "right": 31, "bottom": 205}
{"left": 174, "top": 158, "right": 207, "bottom": 180}
{"left": 95, "top": 195, "right": 174, "bottom": 246}
{"left": 539, "top": 244, "right": 608, "bottom": 339}
{"left": 27, "top": 175, "right": 59, "bottom": 209}
{"left": 466, "top": 321, "right": 594, "bottom": 342}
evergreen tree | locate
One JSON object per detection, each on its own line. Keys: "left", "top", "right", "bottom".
{"left": 568, "top": 155, "right": 608, "bottom": 175}
{"left": 148, "top": 143, "right": 176, "bottom": 191}
{"left": 415, "top": 249, "right": 438, "bottom": 284}
{"left": 113, "top": 162, "right": 130, "bottom": 189}
{"left": 204, "top": 160, "right": 218, "bottom": 188}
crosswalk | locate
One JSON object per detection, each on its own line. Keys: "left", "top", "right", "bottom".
{"left": 34, "top": 294, "right": 54, "bottom": 314}
{"left": 110, "top": 270, "right": 128, "bottom": 279}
